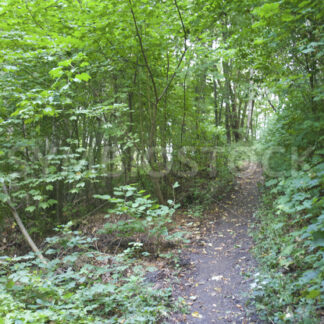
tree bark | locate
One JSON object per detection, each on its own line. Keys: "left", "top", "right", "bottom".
{"left": 2, "top": 184, "right": 47, "bottom": 263}
{"left": 246, "top": 99, "right": 255, "bottom": 140}
{"left": 213, "top": 78, "right": 219, "bottom": 126}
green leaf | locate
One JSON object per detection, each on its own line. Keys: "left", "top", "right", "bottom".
{"left": 173, "top": 181, "right": 180, "bottom": 189}
{"left": 39, "top": 202, "right": 48, "bottom": 209}
{"left": 306, "top": 289, "right": 320, "bottom": 299}
{"left": 49, "top": 67, "right": 64, "bottom": 78}
{"left": 58, "top": 59, "right": 72, "bottom": 67}
{"left": 74, "top": 73, "right": 91, "bottom": 82}
{"left": 265, "top": 179, "right": 278, "bottom": 187}
{"left": 253, "top": 2, "right": 280, "bottom": 18}
{"left": 5, "top": 280, "right": 15, "bottom": 289}
{"left": 93, "top": 194, "right": 111, "bottom": 200}
{"left": 25, "top": 206, "right": 36, "bottom": 212}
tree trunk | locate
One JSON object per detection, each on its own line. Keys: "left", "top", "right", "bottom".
{"left": 246, "top": 99, "right": 255, "bottom": 140}
{"left": 213, "top": 78, "right": 219, "bottom": 126}
{"left": 2, "top": 184, "right": 47, "bottom": 263}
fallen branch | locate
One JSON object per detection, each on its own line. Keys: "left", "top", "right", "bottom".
{"left": 2, "top": 183, "right": 47, "bottom": 263}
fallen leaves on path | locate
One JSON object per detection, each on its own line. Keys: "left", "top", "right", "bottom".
{"left": 192, "top": 311, "right": 203, "bottom": 318}
{"left": 169, "top": 165, "right": 263, "bottom": 324}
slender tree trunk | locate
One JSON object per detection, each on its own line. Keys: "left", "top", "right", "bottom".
{"left": 229, "top": 82, "right": 240, "bottom": 142}
{"left": 129, "top": 0, "right": 187, "bottom": 204}
{"left": 162, "top": 53, "right": 170, "bottom": 169}
{"left": 222, "top": 61, "right": 232, "bottom": 143}
{"left": 213, "top": 78, "right": 219, "bottom": 126}
{"left": 180, "top": 71, "right": 188, "bottom": 146}
{"left": 247, "top": 99, "right": 255, "bottom": 140}
{"left": 2, "top": 184, "right": 47, "bottom": 262}
{"left": 225, "top": 102, "right": 231, "bottom": 143}
{"left": 124, "top": 92, "right": 134, "bottom": 184}
{"left": 240, "top": 100, "right": 248, "bottom": 138}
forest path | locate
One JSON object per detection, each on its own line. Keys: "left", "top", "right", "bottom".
{"left": 170, "top": 164, "right": 263, "bottom": 324}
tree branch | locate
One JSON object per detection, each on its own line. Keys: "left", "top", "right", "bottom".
{"left": 157, "top": 0, "right": 188, "bottom": 102}
{"left": 24, "top": 0, "right": 45, "bottom": 30}
{"left": 128, "top": 0, "right": 158, "bottom": 102}
{"left": 2, "top": 183, "right": 47, "bottom": 263}
{"left": 174, "top": 0, "right": 187, "bottom": 50}
{"left": 267, "top": 99, "right": 277, "bottom": 113}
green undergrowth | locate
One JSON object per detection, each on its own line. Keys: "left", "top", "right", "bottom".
{"left": 250, "top": 157, "right": 324, "bottom": 323}
{"left": 0, "top": 222, "right": 177, "bottom": 323}
{"left": 94, "top": 184, "right": 184, "bottom": 251}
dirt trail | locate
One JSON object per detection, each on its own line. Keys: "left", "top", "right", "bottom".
{"left": 170, "top": 164, "right": 263, "bottom": 324}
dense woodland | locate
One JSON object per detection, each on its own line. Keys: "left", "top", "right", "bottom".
{"left": 0, "top": 0, "right": 323, "bottom": 323}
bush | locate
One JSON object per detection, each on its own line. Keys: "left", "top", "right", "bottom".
{"left": 94, "top": 185, "right": 181, "bottom": 250}
{"left": 0, "top": 222, "right": 173, "bottom": 323}
{"left": 250, "top": 113, "right": 324, "bottom": 323}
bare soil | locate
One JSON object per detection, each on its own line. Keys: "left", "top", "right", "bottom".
{"left": 168, "top": 164, "right": 263, "bottom": 324}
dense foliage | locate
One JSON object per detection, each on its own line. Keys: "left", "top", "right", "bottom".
{"left": 248, "top": 0, "right": 324, "bottom": 321}
{"left": 251, "top": 158, "right": 323, "bottom": 322}
{"left": 0, "top": 0, "right": 267, "bottom": 239}
{"left": 0, "top": 0, "right": 323, "bottom": 322}
{"left": 0, "top": 223, "right": 173, "bottom": 323}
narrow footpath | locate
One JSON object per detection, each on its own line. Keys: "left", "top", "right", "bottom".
{"left": 170, "top": 164, "right": 263, "bottom": 324}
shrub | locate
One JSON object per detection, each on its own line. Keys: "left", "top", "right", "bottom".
{"left": 0, "top": 222, "right": 173, "bottom": 323}
{"left": 250, "top": 138, "right": 324, "bottom": 322}
{"left": 94, "top": 185, "right": 181, "bottom": 249}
